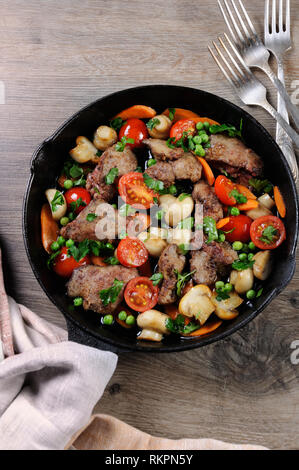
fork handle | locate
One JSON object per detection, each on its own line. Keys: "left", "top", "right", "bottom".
{"left": 262, "top": 63, "right": 299, "bottom": 130}
{"left": 276, "top": 58, "right": 298, "bottom": 181}
{"left": 261, "top": 100, "right": 299, "bottom": 148}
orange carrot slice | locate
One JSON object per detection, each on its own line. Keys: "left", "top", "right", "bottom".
{"left": 41, "top": 203, "right": 59, "bottom": 254}
{"left": 114, "top": 105, "right": 156, "bottom": 120}
{"left": 197, "top": 157, "right": 215, "bottom": 186}
{"left": 236, "top": 184, "right": 257, "bottom": 200}
{"left": 162, "top": 108, "right": 200, "bottom": 122}
{"left": 188, "top": 319, "right": 223, "bottom": 337}
{"left": 274, "top": 186, "right": 286, "bottom": 218}
{"left": 90, "top": 255, "right": 107, "bottom": 267}
{"left": 236, "top": 199, "right": 259, "bottom": 211}
{"left": 216, "top": 217, "right": 230, "bottom": 229}
{"left": 193, "top": 117, "right": 220, "bottom": 126}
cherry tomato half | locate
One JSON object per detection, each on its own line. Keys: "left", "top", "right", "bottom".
{"left": 64, "top": 187, "right": 91, "bottom": 214}
{"left": 250, "top": 215, "right": 286, "bottom": 250}
{"left": 221, "top": 215, "right": 252, "bottom": 243}
{"left": 214, "top": 175, "right": 238, "bottom": 206}
{"left": 118, "top": 172, "right": 158, "bottom": 209}
{"left": 53, "top": 246, "right": 90, "bottom": 277}
{"left": 169, "top": 119, "right": 196, "bottom": 143}
{"left": 124, "top": 276, "right": 159, "bottom": 312}
{"left": 117, "top": 237, "right": 148, "bottom": 268}
{"left": 119, "top": 118, "right": 148, "bottom": 149}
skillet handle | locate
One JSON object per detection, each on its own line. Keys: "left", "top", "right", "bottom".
{"left": 66, "top": 318, "right": 123, "bottom": 353}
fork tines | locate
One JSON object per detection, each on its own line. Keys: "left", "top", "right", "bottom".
{"left": 217, "top": 0, "right": 258, "bottom": 47}
{"left": 265, "top": 0, "right": 290, "bottom": 36}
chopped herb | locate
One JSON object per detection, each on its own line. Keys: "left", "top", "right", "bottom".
{"left": 175, "top": 270, "right": 196, "bottom": 297}
{"left": 94, "top": 187, "right": 101, "bottom": 194}
{"left": 68, "top": 239, "right": 90, "bottom": 262}
{"left": 70, "top": 197, "right": 86, "bottom": 212}
{"left": 178, "top": 244, "right": 190, "bottom": 255}
{"left": 104, "top": 256, "right": 120, "bottom": 265}
{"left": 69, "top": 165, "right": 83, "bottom": 179}
{"left": 143, "top": 173, "right": 164, "bottom": 193}
{"left": 155, "top": 209, "right": 165, "bottom": 221}
{"left": 166, "top": 137, "right": 176, "bottom": 149}
{"left": 177, "top": 217, "right": 194, "bottom": 230}
{"left": 168, "top": 108, "right": 176, "bottom": 121}
{"left": 47, "top": 250, "right": 60, "bottom": 269}
{"left": 50, "top": 191, "right": 64, "bottom": 213}
{"left": 203, "top": 216, "right": 218, "bottom": 243}
{"left": 134, "top": 166, "right": 143, "bottom": 173}
{"left": 115, "top": 136, "right": 134, "bottom": 152}
{"left": 256, "top": 288, "right": 263, "bottom": 298}
{"left": 209, "top": 120, "right": 243, "bottom": 138}
{"left": 178, "top": 193, "right": 191, "bottom": 201}
{"left": 146, "top": 118, "right": 160, "bottom": 130}
{"left": 216, "top": 290, "right": 230, "bottom": 301}
{"left": 110, "top": 117, "right": 126, "bottom": 131}
{"left": 86, "top": 213, "right": 97, "bottom": 222}
{"left": 153, "top": 197, "right": 159, "bottom": 204}
{"left": 166, "top": 314, "right": 200, "bottom": 335}
{"left": 229, "top": 189, "right": 247, "bottom": 204}
{"left": 105, "top": 167, "right": 118, "bottom": 185}
{"left": 99, "top": 279, "right": 124, "bottom": 306}
{"left": 249, "top": 178, "right": 273, "bottom": 195}
{"left": 96, "top": 150, "right": 103, "bottom": 157}
{"left": 119, "top": 204, "right": 136, "bottom": 217}
{"left": 174, "top": 131, "right": 189, "bottom": 152}
{"left": 149, "top": 273, "right": 164, "bottom": 286}
{"left": 231, "top": 259, "right": 255, "bottom": 271}
{"left": 73, "top": 175, "right": 86, "bottom": 187}
{"left": 259, "top": 225, "right": 277, "bottom": 244}
{"left": 147, "top": 158, "right": 157, "bottom": 168}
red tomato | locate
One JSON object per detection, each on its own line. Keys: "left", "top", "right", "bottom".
{"left": 124, "top": 277, "right": 159, "bottom": 312}
{"left": 119, "top": 118, "right": 148, "bottom": 148}
{"left": 53, "top": 246, "right": 90, "bottom": 277}
{"left": 64, "top": 187, "right": 91, "bottom": 214}
{"left": 170, "top": 119, "right": 196, "bottom": 142}
{"left": 250, "top": 215, "right": 286, "bottom": 250}
{"left": 117, "top": 237, "right": 148, "bottom": 268}
{"left": 118, "top": 172, "right": 157, "bottom": 209}
{"left": 221, "top": 215, "right": 252, "bottom": 243}
{"left": 214, "top": 175, "right": 238, "bottom": 206}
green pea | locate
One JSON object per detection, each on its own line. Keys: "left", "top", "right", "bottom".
{"left": 50, "top": 241, "right": 60, "bottom": 252}
{"left": 203, "top": 121, "right": 210, "bottom": 130}
{"left": 224, "top": 283, "right": 233, "bottom": 293}
{"left": 232, "top": 241, "right": 243, "bottom": 251}
{"left": 57, "top": 236, "right": 65, "bottom": 247}
{"left": 215, "top": 281, "right": 225, "bottom": 290}
{"left": 248, "top": 253, "right": 254, "bottom": 261}
{"left": 73, "top": 297, "right": 83, "bottom": 307}
{"left": 125, "top": 315, "right": 135, "bottom": 326}
{"left": 246, "top": 289, "right": 256, "bottom": 300}
{"left": 193, "top": 135, "right": 203, "bottom": 145}
{"left": 60, "top": 216, "right": 69, "bottom": 226}
{"left": 196, "top": 122, "right": 204, "bottom": 131}
{"left": 64, "top": 179, "right": 73, "bottom": 189}
{"left": 169, "top": 185, "right": 177, "bottom": 195}
{"left": 66, "top": 239, "right": 74, "bottom": 248}
{"left": 103, "top": 314, "right": 114, "bottom": 325}
{"left": 118, "top": 311, "right": 127, "bottom": 321}
{"left": 200, "top": 134, "right": 210, "bottom": 144}
{"left": 230, "top": 207, "right": 240, "bottom": 216}
{"left": 239, "top": 253, "right": 248, "bottom": 261}
{"left": 198, "top": 130, "right": 207, "bottom": 136}
{"left": 204, "top": 142, "right": 211, "bottom": 149}
{"left": 248, "top": 241, "right": 256, "bottom": 251}
{"left": 218, "top": 233, "right": 226, "bottom": 242}
{"left": 194, "top": 145, "right": 206, "bottom": 157}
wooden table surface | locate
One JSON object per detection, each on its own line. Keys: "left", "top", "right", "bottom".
{"left": 1, "top": 0, "right": 299, "bottom": 450}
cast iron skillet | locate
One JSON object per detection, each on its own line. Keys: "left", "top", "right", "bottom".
{"left": 23, "top": 85, "right": 298, "bottom": 353}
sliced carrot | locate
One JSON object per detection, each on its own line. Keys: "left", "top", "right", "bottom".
{"left": 164, "top": 304, "right": 180, "bottom": 320}
{"left": 162, "top": 108, "right": 200, "bottom": 122}
{"left": 41, "top": 203, "right": 59, "bottom": 254}
{"left": 274, "top": 186, "right": 286, "bottom": 218}
{"left": 188, "top": 319, "right": 223, "bottom": 337}
{"left": 115, "top": 305, "right": 135, "bottom": 329}
{"left": 236, "top": 184, "right": 257, "bottom": 200}
{"left": 216, "top": 217, "right": 230, "bottom": 229}
{"left": 197, "top": 157, "right": 215, "bottom": 186}
{"left": 237, "top": 199, "right": 259, "bottom": 211}
{"left": 90, "top": 255, "right": 107, "bottom": 267}
{"left": 193, "top": 117, "right": 220, "bottom": 126}
{"left": 114, "top": 105, "right": 156, "bottom": 120}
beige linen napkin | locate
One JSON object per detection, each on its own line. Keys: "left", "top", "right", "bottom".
{"left": 0, "top": 248, "right": 267, "bottom": 450}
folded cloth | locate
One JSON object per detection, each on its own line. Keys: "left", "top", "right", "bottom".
{"left": 0, "top": 248, "right": 267, "bottom": 450}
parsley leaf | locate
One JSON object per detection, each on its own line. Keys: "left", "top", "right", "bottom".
{"left": 166, "top": 314, "right": 200, "bottom": 335}
{"left": 143, "top": 173, "right": 164, "bottom": 193}
{"left": 86, "top": 213, "right": 97, "bottom": 222}
{"left": 231, "top": 259, "right": 255, "bottom": 271}
{"left": 69, "top": 165, "right": 83, "bottom": 179}
{"left": 259, "top": 225, "right": 277, "bottom": 244}
{"left": 147, "top": 158, "right": 157, "bottom": 168}
{"left": 256, "top": 288, "right": 263, "bottom": 298}
{"left": 70, "top": 197, "right": 86, "bottom": 213}
{"left": 216, "top": 290, "right": 230, "bottom": 301}
{"left": 203, "top": 216, "right": 218, "bottom": 243}
{"left": 168, "top": 108, "right": 176, "bottom": 121}
{"left": 249, "top": 178, "right": 273, "bottom": 195}
{"left": 68, "top": 239, "right": 90, "bottom": 262}
{"left": 175, "top": 270, "right": 196, "bottom": 297}
{"left": 178, "top": 193, "right": 191, "bottom": 201}
{"left": 50, "top": 190, "right": 64, "bottom": 213}
{"left": 209, "top": 120, "right": 243, "bottom": 138}
{"left": 99, "top": 279, "right": 124, "bottom": 306}
{"left": 115, "top": 136, "right": 134, "bottom": 152}
{"left": 149, "top": 273, "right": 164, "bottom": 286}
{"left": 89, "top": 240, "right": 114, "bottom": 257}
{"left": 110, "top": 117, "right": 126, "bottom": 131}
{"left": 166, "top": 137, "right": 176, "bottom": 149}
{"left": 47, "top": 250, "right": 60, "bottom": 269}
{"left": 105, "top": 167, "right": 119, "bottom": 185}
{"left": 104, "top": 256, "right": 120, "bottom": 265}
{"left": 229, "top": 189, "right": 247, "bottom": 204}
{"left": 177, "top": 217, "right": 194, "bottom": 229}
{"left": 146, "top": 118, "right": 160, "bottom": 130}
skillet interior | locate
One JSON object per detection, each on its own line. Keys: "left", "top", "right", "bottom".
{"left": 23, "top": 85, "right": 298, "bottom": 352}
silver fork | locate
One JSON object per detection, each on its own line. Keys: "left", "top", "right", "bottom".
{"left": 208, "top": 34, "right": 299, "bottom": 147}
{"left": 217, "top": 0, "right": 299, "bottom": 131}
{"left": 264, "top": 0, "right": 297, "bottom": 181}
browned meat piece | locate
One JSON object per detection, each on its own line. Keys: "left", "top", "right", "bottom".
{"left": 61, "top": 198, "right": 118, "bottom": 242}
{"left": 158, "top": 244, "right": 186, "bottom": 305}
{"left": 67, "top": 265, "right": 138, "bottom": 314}
{"left": 192, "top": 181, "right": 223, "bottom": 221}
{"left": 191, "top": 240, "right": 238, "bottom": 286}
{"left": 205, "top": 134, "right": 263, "bottom": 177}
{"left": 86, "top": 144, "right": 137, "bottom": 200}
{"left": 145, "top": 161, "right": 175, "bottom": 188}
{"left": 172, "top": 155, "right": 202, "bottom": 183}
{"left": 144, "top": 138, "right": 192, "bottom": 161}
